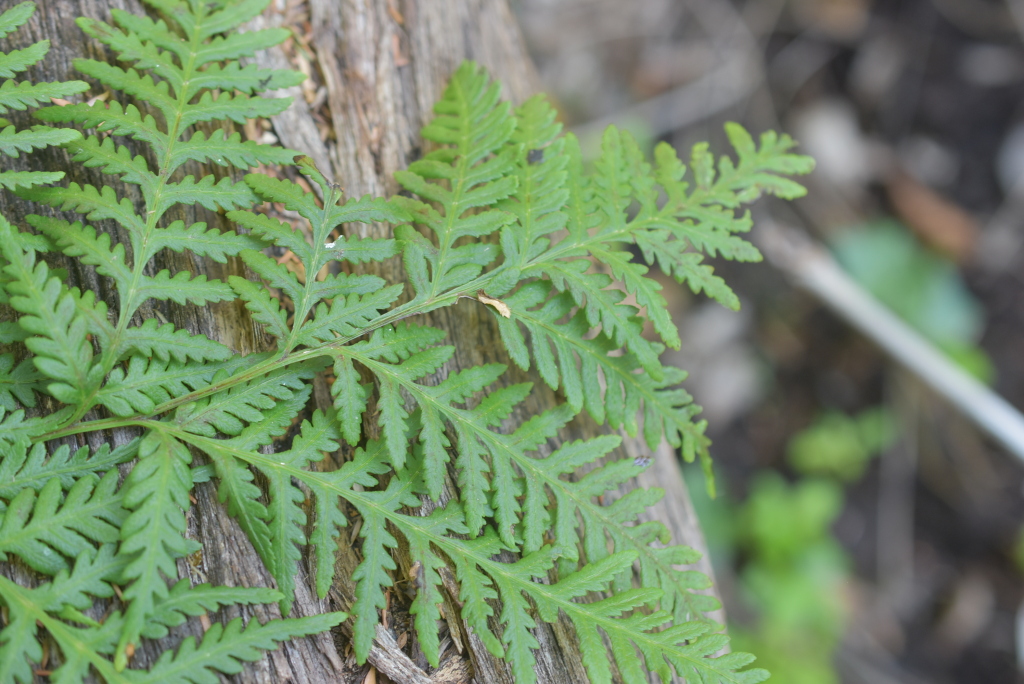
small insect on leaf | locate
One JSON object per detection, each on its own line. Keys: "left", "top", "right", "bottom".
{"left": 477, "top": 290, "right": 511, "bottom": 318}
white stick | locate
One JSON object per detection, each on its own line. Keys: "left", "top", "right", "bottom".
{"left": 759, "top": 221, "right": 1024, "bottom": 465}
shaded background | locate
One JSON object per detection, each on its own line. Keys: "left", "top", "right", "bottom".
{"left": 509, "top": 0, "right": 1024, "bottom": 682}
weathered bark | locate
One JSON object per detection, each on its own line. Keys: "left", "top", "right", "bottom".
{"left": 1, "top": 1, "right": 722, "bottom": 682}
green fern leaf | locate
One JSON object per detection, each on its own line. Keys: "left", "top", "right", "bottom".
{"left": 0, "top": 124, "right": 78, "bottom": 157}
{"left": 196, "top": 60, "right": 303, "bottom": 95}
{"left": 295, "top": 286, "right": 404, "bottom": 346}
{"left": 0, "top": 41, "right": 48, "bottom": 78}
{"left": 66, "top": 135, "right": 153, "bottom": 189}
{"left": 158, "top": 175, "right": 257, "bottom": 215}
{"left": 174, "top": 363, "right": 319, "bottom": 437}
{"left": 181, "top": 89, "right": 291, "bottom": 129}
{"left": 169, "top": 129, "right": 298, "bottom": 173}
{"left": 116, "top": 430, "right": 200, "bottom": 669}
{"left": 120, "top": 318, "right": 233, "bottom": 364}
{"left": 229, "top": 275, "right": 290, "bottom": 342}
{"left": 497, "top": 282, "right": 709, "bottom": 456}
{"left": 0, "top": 80, "right": 85, "bottom": 114}
{"left": 194, "top": 28, "right": 292, "bottom": 67}
{"left": 128, "top": 612, "right": 348, "bottom": 684}
{"left": 28, "top": 216, "right": 133, "bottom": 291}
{"left": 141, "top": 580, "right": 283, "bottom": 640}
{"left": 0, "top": 439, "right": 137, "bottom": 500}
{"left": 0, "top": 2, "right": 86, "bottom": 196}
{"left": 0, "top": 471, "right": 124, "bottom": 575}
{"left": 198, "top": 0, "right": 278, "bottom": 38}
{"left": 0, "top": 353, "right": 41, "bottom": 409}
{"left": 262, "top": 411, "right": 340, "bottom": 614}
{"left": 75, "top": 58, "right": 177, "bottom": 121}
{"left": 0, "top": 406, "right": 72, "bottom": 447}
{"left": 0, "top": 217, "right": 104, "bottom": 406}
{"left": 77, "top": 14, "right": 185, "bottom": 89}
{"left": 137, "top": 269, "right": 235, "bottom": 307}
{"left": 0, "top": 546, "right": 124, "bottom": 684}
{"left": 150, "top": 220, "right": 265, "bottom": 263}
{"left": 97, "top": 355, "right": 250, "bottom": 417}
{"left": 392, "top": 61, "right": 518, "bottom": 299}
{"left": 20, "top": 183, "right": 146, "bottom": 234}
{"left": 495, "top": 94, "right": 569, "bottom": 283}
{"left": 0, "top": 170, "right": 64, "bottom": 190}
{"left": 34, "top": 100, "right": 167, "bottom": 154}
{"left": 0, "top": 2, "right": 34, "bottom": 41}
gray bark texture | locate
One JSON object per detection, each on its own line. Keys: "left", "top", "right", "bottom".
{"left": 0, "top": 1, "right": 723, "bottom": 682}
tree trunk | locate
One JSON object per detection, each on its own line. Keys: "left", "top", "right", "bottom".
{"left": 2, "top": 1, "right": 722, "bottom": 682}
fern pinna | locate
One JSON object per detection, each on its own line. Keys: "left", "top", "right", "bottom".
{"left": 0, "top": 1, "right": 814, "bottom": 682}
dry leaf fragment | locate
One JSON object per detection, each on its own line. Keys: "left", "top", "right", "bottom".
{"left": 476, "top": 290, "right": 510, "bottom": 318}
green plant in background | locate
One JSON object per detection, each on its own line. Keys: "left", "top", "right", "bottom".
{"left": 834, "top": 219, "right": 993, "bottom": 382}
{"left": 0, "top": 0, "right": 814, "bottom": 681}
{"left": 788, "top": 407, "right": 896, "bottom": 481}
{"left": 732, "top": 474, "right": 849, "bottom": 684}
{"left": 687, "top": 408, "right": 897, "bottom": 684}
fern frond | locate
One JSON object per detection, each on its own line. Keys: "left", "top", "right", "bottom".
{"left": 28, "top": 216, "right": 133, "bottom": 291}
{"left": 169, "top": 129, "right": 297, "bottom": 173}
{"left": 72, "top": 59, "right": 177, "bottom": 122}
{"left": 11, "top": 0, "right": 304, "bottom": 424}
{"left": 137, "top": 269, "right": 237, "bottom": 307}
{"left": 35, "top": 101, "right": 168, "bottom": 155}
{"left": 0, "top": 170, "right": 64, "bottom": 190}
{"left": 64, "top": 134, "right": 154, "bottom": 190}
{"left": 0, "top": 41, "right": 48, "bottom": 78}
{"left": 193, "top": 28, "right": 292, "bottom": 67}
{"left": 259, "top": 411, "right": 339, "bottom": 614}
{"left": 0, "top": 79, "right": 84, "bottom": 113}
{"left": 152, "top": 220, "right": 264, "bottom": 263}
{"left": 182, "top": 421, "right": 762, "bottom": 680}
{"left": 493, "top": 94, "right": 569, "bottom": 288}
{"left": 0, "top": 406, "right": 72, "bottom": 447}
{"left": 335, "top": 323, "right": 528, "bottom": 531}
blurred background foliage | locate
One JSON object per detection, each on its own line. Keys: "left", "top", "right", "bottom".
{"left": 509, "top": 0, "right": 1024, "bottom": 681}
